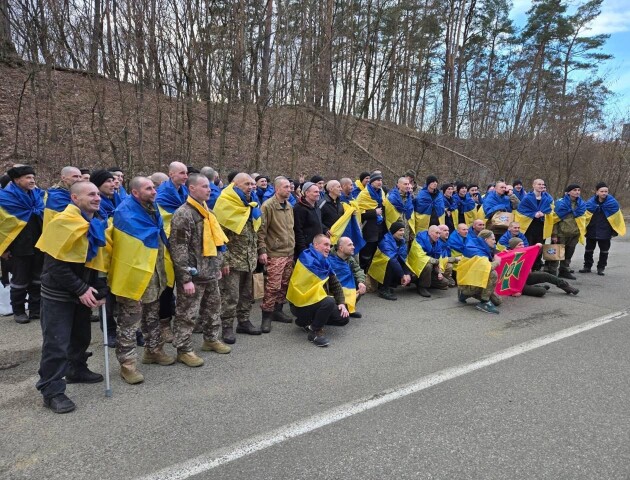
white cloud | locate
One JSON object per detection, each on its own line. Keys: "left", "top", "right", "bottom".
{"left": 587, "top": 10, "right": 630, "bottom": 35}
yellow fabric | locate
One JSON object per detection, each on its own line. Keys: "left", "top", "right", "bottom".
{"left": 286, "top": 261, "right": 329, "bottom": 307}
{"left": 464, "top": 210, "right": 477, "bottom": 226}
{"left": 575, "top": 215, "right": 587, "bottom": 244}
{"left": 354, "top": 179, "right": 365, "bottom": 192}
{"left": 457, "top": 256, "right": 491, "bottom": 289}
{"left": 412, "top": 212, "right": 445, "bottom": 233}
{"left": 367, "top": 248, "right": 389, "bottom": 284}
{"left": 342, "top": 287, "right": 356, "bottom": 313}
{"left": 607, "top": 209, "right": 626, "bottom": 237}
{"left": 330, "top": 201, "right": 359, "bottom": 245}
{"left": 43, "top": 208, "right": 61, "bottom": 229}
{"left": 108, "top": 228, "right": 159, "bottom": 300}
{"left": 213, "top": 184, "right": 261, "bottom": 234}
{"left": 86, "top": 224, "right": 112, "bottom": 273}
{"left": 186, "top": 197, "right": 228, "bottom": 257}
{"left": 158, "top": 206, "right": 174, "bottom": 237}
{"left": 496, "top": 243, "right": 506, "bottom": 252}
{"left": 405, "top": 240, "right": 431, "bottom": 277}
{"left": 35, "top": 204, "right": 90, "bottom": 262}
{"left": 0, "top": 208, "right": 26, "bottom": 256}
{"left": 355, "top": 188, "right": 384, "bottom": 214}
{"left": 514, "top": 211, "right": 555, "bottom": 239}
{"left": 383, "top": 197, "right": 402, "bottom": 230}
{"left": 451, "top": 249, "right": 463, "bottom": 271}
{"left": 477, "top": 206, "right": 486, "bottom": 221}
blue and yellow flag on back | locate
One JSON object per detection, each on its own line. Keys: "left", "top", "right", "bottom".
{"left": 368, "top": 232, "right": 407, "bottom": 284}
{"left": 43, "top": 187, "right": 72, "bottom": 228}
{"left": 0, "top": 183, "right": 44, "bottom": 255}
{"left": 584, "top": 194, "right": 626, "bottom": 237}
{"left": 329, "top": 254, "right": 356, "bottom": 313}
{"left": 329, "top": 201, "right": 366, "bottom": 252}
{"left": 514, "top": 191, "right": 555, "bottom": 239}
{"left": 457, "top": 236, "right": 493, "bottom": 288}
{"left": 156, "top": 180, "right": 189, "bottom": 236}
{"left": 214, "top": 184, "right": 262, "bottom": 234}
{"left": 286, "top": 245, "right": 333, "bottom": 307}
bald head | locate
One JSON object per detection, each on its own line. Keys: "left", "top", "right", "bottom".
{"left": 472, "top": 219, "right": 485, "bottom": 233}
{"left": 428, "top": 225, "right": 440, "bottom": 242}
{"left": 233, "top": 173, "right": 256, "bottom": 196}
{"left": 168, "top": 161, "right": 188, "bottom": 187}
{"left": 130, "top": 176, "right": 157, "bottom": 205}
{"left": 456, "top": 223, "right": 469, "bottom": 237}
{"left": 149, "top": 172, "right": 168, "bottom": 187}
{"left": 61, "top": 166, "right": 83, "bottom": 188}
{"left": 71, "top": 181, "right": 101, "bottom": 216}
{"left": 397, "top": 177, "right": 410, "bottom": 194}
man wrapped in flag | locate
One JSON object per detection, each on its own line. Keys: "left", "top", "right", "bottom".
{"left": 155, "top": 161, "right": 189, "bottom": 344}
{"left": 330, "top": 236, "right": 367, "bottom": 318}
{"left": 579, "top": 182, "right": 626, "bottom": 276}
{"left": 109, "top": 177, "right": 175, "bottom": 385}
{"left": 356, "top": 172, "right": 386, "bottom": 270}
{"left": 455, "top": 183, "right": 478, "bottom": 226}
{"left": 412, "top": 175, "right": 445, "bottom": 233}
{"left": 383, "top": 176, "right": 414, "bottom": 241}
{"left": 406, "top": 225, "right": 449, "bottom": 298}
{"left": 497, "top": 221, "right": 529, "bottom": 252}
{"left": 0, "top": 165, "right": 45, "bottom": 324}
{"left": 368, "top": 222, "right": 412, "bottom": 301}
{"left": 109, "top": 166, "right": 128, "bottom": 203}
{"left": 214, "top": 173, "right": 263, "bottom": 343}
{"left": 547, "top": 184, "right": 586, "bottom": 279}
{"left": 287, "top": 234, "right": 349, "bottom": 347}
{"left": 481, "top": 181, "right": 519, "bottom": 239}
{"left": 446, "top": 223, "right": 470, "bottom": 277}
{"left": 351, "top": 171, "right": 370, "bottom": 199}
{"left": 457, "top": 229, "right": 502, "bottom": 314}
{"left": 35, "top": 181, "right": 109, "bottom": 414}
{"left": 514, "top": 178, "right": 554, "bottom": 271}
{"left": 43, "top": 166, "right": 83, "bottom": 228}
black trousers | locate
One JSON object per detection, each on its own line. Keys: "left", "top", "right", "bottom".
{"left": 584, "top": 238, "right": 611, "bottom": 270}
{"left": 359, "top": 241, "right": 378, "bottom": 271}
{"left": 525, "top": 220, "right": 544, "bottom": 270}
{"left": 99, "top": 292, "right": 117, "bottom": 334}
{"left": 9, "top": 253, "right": 42, "bottom": 316}
{"left": 36, "top": 297, "right": 92, "bottom": 399}
{"left": 291, "top": 297, "right": 348, "bottom": 330}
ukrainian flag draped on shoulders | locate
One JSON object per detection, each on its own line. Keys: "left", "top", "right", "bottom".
{"left": 552, "top": 194, "right": 587, "bottom": 243}
{"left": 457, "top": 236, "right": 493, "bottom": 289}
{"left": 406, "top": 230, "right": 436, "bottom": 277}
{"left": 186, "top": 196, "right": 228, "bottom": 256}
{"left": 108, "top": 195, "right": 171, "bottom": 300}
{"left": 214, "top": 184, "right": 262, "bottom": 234}
{"left": 351, "top": 179, "right": 365, "bottom": 199}
{"left": 356, "top": 183, "right": 385, "bottom": 222}
{"left": 43, "top": 187, "right": 72, "bottom": 228}
{"left": 481, "top": 191, "right": 512, "bottom": 220}
{"left": 514, "top": 191, "right": 555, "bottom": 239}
{"left": 156, "top": 180, "right": 189, "bottom": 235}
{"left": 328, "top": 200, "right": 366, "bottom": 252}
{"left": 0, "top": 183, "right": 45, "bottom": 255}
{"left": 286, "top": 245, "right": 334, "bottom": 307}
{"left": 36, "top": 204, "right": 109, "bottom": 272}
{"left": 585, "top": 194, "right": 626, "bottom": 237}
{"left": 328, "top": 254, "right": 356, "bottom": 313}
{"left": 384, "top": 188, "right": 414, "bottom": 232}
{"left": 368, "top": 232, "right": 407, "bottom": 284}
{"left": 457, "top": 194, "right": 477, "bottom": 226}
{"left": 99, "top": 194, "right": 118, "bottom": 223}
{"left": 412, "top": 187, "right": 445, "bottom": 233}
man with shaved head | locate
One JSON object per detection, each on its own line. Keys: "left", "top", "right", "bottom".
{"left": 515, "top": 178, "right": 553, "bottom": 271}
{"left": 320, "top": 180, "right": 344, "bottom": 234}
{"left": 339, "top": 178, "right": 354, "bottom": 204}
{"left": 384, "top": 176, "right": 413, "bottom": 243}
{"left": 330, "top": 236, "right": 366, "bottom": 318}
{"left": 469, "top": 219, "right": 486, "bottom": 238}
{"left": 149, "top": 172, "right": 169, "bottom": 187}
{"left": 43, "top": 166, "right": 84, "bottom": 227}
{"left": 214, "top": 172, "right": 262, "bottom": 343}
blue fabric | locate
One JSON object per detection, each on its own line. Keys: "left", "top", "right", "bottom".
{"left": 45, "top": 188, "right": 71, "bottom": 212}
{"left": 81, "top": 212, "right": 107, "bottom": 261}
{"left": 387, "top": 188, "right": 413, "bottom": 217}
{"left": 457, "top": 193, "right": 476, "bottom": 214}
{"left": 208, "top": 183, "right": 221, "bottom": 210}
{"left": 482, "top": 191, "right": 512, "bottom": 217}
{"left": 255, "top": 185, "right": 275, "bottom": 205}
{"left": 378, "top": 232, "right": 407, "bottom": 262}
{"left": 298, "top": 245, "right": 333, "bottom": 279}
{"left": 554, "top": 194, "right": 586, "bottom": 220}
{"left": 366, "top": 183, "right": 384, "bottom": 224}
{"left": 446, "top": 232, "right": 468, "bottom": 253}
{"left": 415, "top": 231, "right": 441, "bottom": 259}
{"left": 443, "top": 194, "right": 458, "bottom": 213}
{"left": 339, "top": 193, "right": 352, "bottom": 204}
{"left": 350, "top": 185, "right": 362, "bottom": 199}
{"left": 114, "top": 195, "right": 168, "bottom": 248}
{"left": 328, "top": 254, "right": 356, "bottom": 289}
{"left": 234, "top": 187, "right": 262, "bottom": 222}
{"left": 585, "top": 194, "right": 620, "bottom": 217}
{"left": 156, "top": 180, "right": 189, "bottom": 213}
{"left": 114, "top": 185, "right": 128, "bottom": 204}
{"left": 498, "top": 231, "right": 529, "bottom": 249}
{"left": 413, "top": 188, "right": 445, "bottom": 216}
{"left": 462, "top": 235, "right": 493, "bottom": 260}
{"left": 517, "top": 191, "right": 553, "bottom": 221}
{"left": 99, "top": 195, "right": 118, "bottom": 220}
{"left": 288, "top": 194, "right": 297, "bottom": 207}
{"left": 513, "top": 188, "right": 526, "bottom": 201}
{"left": 0, "top": 183, "right": 44, "bottom": 221}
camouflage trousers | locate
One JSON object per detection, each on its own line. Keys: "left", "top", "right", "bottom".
{"left": 173, "top": 280, "right": 221, "bottom": 352}
{"left": 261, "top": 256, "right": 294, "bottom": 312}
{"left": 115, "top": 297, "right": 160, "bottom": 364}
{"left": 460, "top": 269, "right": 498, "bottom": 302}
{"left": 219, "top": 269, "right": 252, "bottom": 328}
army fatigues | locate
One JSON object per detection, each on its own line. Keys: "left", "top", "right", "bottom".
{"left": 220, "top": 215, "right": 257, "bottom": 329}
{"left": 170, "top": 200, "right": 224, "bottom": 352}
{"left": 459, "top": 260, "right": 500, "bottom": 302}
{"left": 547, "top": 202, "right": 581, "bottom": 276}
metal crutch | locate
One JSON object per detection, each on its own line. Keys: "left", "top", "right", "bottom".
{"left": 101, "top": 301, "right": 113, "bottom": 397}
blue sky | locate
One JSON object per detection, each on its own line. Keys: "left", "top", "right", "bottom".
{"left": 511, "top": 0, "right": 630, "bottom": 118}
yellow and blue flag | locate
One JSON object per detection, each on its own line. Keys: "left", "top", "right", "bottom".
{"left": 43, "top": 187, "right": 72, "bottom": 228}
{"left": 406, "top": 231, "right": 434, "bottom": 277}
{"left": 585, "top": 193, "right": 626, "bottom": 237}
{"left": 356, "top": 183, "right": 385, "bottom": 219}
{"left": 214, "top": 184, "right": 262, "bottom": 233}
{"left": 514, "top": 191, "right": 555, "bottom": 239}
{"left": 329, "top": 254, "right": 356, "bottom": 313}
{"left": 0, "top": 183, "right": 44, "bottom": 255}
{"left": 35, "top": 204, "right": 109, "bottom": 272}
{"left": 156, "top": 180, "right": 188, "bottom": 236}
{"left": 552, "top": 194, "right": 587, "bottom": 243}
{"left": 286, "top": 245, "right": 334, "bottom": 307}
{"left": 481, "top": 191, "right": 512, "bottom": 218}
{"left": 456, "top": 193, "right": 478, "bottom": 226}
{"left": 412, "top": 187, "right": 445, "bottom": 232}
{"left": 368, "top": 232, "right": 407, "bottom": 284}
{"left": 457, "top": 236, "right": 493, "bottom": 288}
{"left": 185, "top": 197, "right": 228, "bottom": 256}
{"left": 329, "top": 201, "right": 366, "bottom": 252}
{"left": 108, "top": 196, "right": 171, "bottom": 300}
{"left": 383, "top": 188, "right": 414, "bottom": 232}
{"left": 351, "top": 179, "right": 365, "bottom": 199}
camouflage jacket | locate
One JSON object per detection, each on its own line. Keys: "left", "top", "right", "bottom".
{"left": 170, "top": 201, "right": 223, "bottom": 284}
{"left": 224, "top": 220, "right": 257, "bottom": 272}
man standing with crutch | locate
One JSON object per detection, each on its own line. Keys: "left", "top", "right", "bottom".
{"left": 35, "top": 182, "right": 109, "bottom": 413}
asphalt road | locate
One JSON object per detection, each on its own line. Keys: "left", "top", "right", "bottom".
{"left": 2, "top": 238, "right": 630, "bottom": 480}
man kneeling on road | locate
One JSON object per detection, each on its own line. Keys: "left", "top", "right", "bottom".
{"left": 287, "top": 234, "right": 349, "bottom": 347}
{"left": 330, "top": 236, "right": 367, "bottom": 318}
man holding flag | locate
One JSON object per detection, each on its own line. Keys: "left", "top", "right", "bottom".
{"left": 356, "top": 172, "right": 386, "bottom": 270}
{"left": 368, "top": 222, "right": 412, "bottom": 301}
{"left": 383, "top": 177, "right": 414, "bottom": 242}
{"left": 330, "top": 237, "right": 366, "bottom": 318}
{"left": 287, "top": 234, "right": 349, "bottom": 347}
{"left": 35, "top": 181, "right": 108, "bottom": 413}
{"left": 0, "top": 166, "right": 45, "bottom": 324}
{"left": 109, "top": 177, "right": 175, "bottom": 385}
{"left": 406, "top": 225, "right": 449, "bottom": 298}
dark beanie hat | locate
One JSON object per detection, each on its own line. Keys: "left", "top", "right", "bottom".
{"left": 80, "top": 168, "right": 91, "bottom": 175}
{"left": 7, "top": 166, "right": 35, "bottom": 180}
{"left": 389, "top": 221, "right": 405, "bottom": 235}
{"left": 564, "top": 183, "right": 581, "bottom": 193}
{"left": 508, "top": 237, "right": 524, "bottom": 249}
{"left": 513, "top": 179, "right": 523, "bottom": 187}
{"left": 455, "top": 182, "right": 467, "bottom": 193}
{"left": 108, "top": 166, "right": 122, "bottom": 173}
{"left": 441, "top": 183, "right": 454, "bottom": 193}
{"left": 359, "top": 171, "right": 370, "bottom": 182}
{"left": 426, "top": 175, "right": 438, "bottom": 185}
{"left": 90, "top": 169, "right": 115, "bottom": 188}
{"left": 369, "top": 172, "right": 383, "bottom": 183}
{"left": 310, "top": 175, "right": 324, "bottom": 184}
{"left": 595, "top": 181, "right": 608, "bottom": 190}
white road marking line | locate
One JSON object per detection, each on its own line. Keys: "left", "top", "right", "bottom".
{"left": 137, "top": 309, "right": 629, "bottom": 480}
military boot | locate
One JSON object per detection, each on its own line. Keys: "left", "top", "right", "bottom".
{"left": 558, "top": 280, "right": 579, "bottom": 295}
{"left": 142, "top": 347, "right": 176, "bottom": 366}
{"left": 272, "top": 303, "right": 293, "bottom": 323}
{"left": 222, "top": 326, "right": 236, "bottom": 344}
{"left": 261, "top": 312, "right": 272, "bottom": 333}
{"left": 159, "top": 318, "right": 174, "bottom": 343}
{"left": 236, "top": 320, "right": 262, "bottom": 335}
{"left": 120, "top": 362, "right": 144, "bottom": 384}
{"left": 201, "top": 339, "right": 232, "bottom": 354}
{"left": 176, "top": 351, "right": 204, "bottom": 367}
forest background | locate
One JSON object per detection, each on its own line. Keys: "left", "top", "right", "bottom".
{"left": 0, "top": 0, "right": 629, "bottom": 201}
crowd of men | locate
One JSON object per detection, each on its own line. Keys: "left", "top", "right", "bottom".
{"left": 0, "top": 163, "right": 625, "bottom": 414}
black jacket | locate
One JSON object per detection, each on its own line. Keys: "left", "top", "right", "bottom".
{"left": 293, "top": 198, "right": 323, "bottom": 256}
{"left": 319, "top": 194, "right": 344, "bottom": 233}
{"left": 586, "top": 205, "right": 614, "bottom": 240}
{"left": 9, "top": 214, "right": 43, "bottom": 256}
{"left": 40, "top": 254, "right": 108, "bottom": 303}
